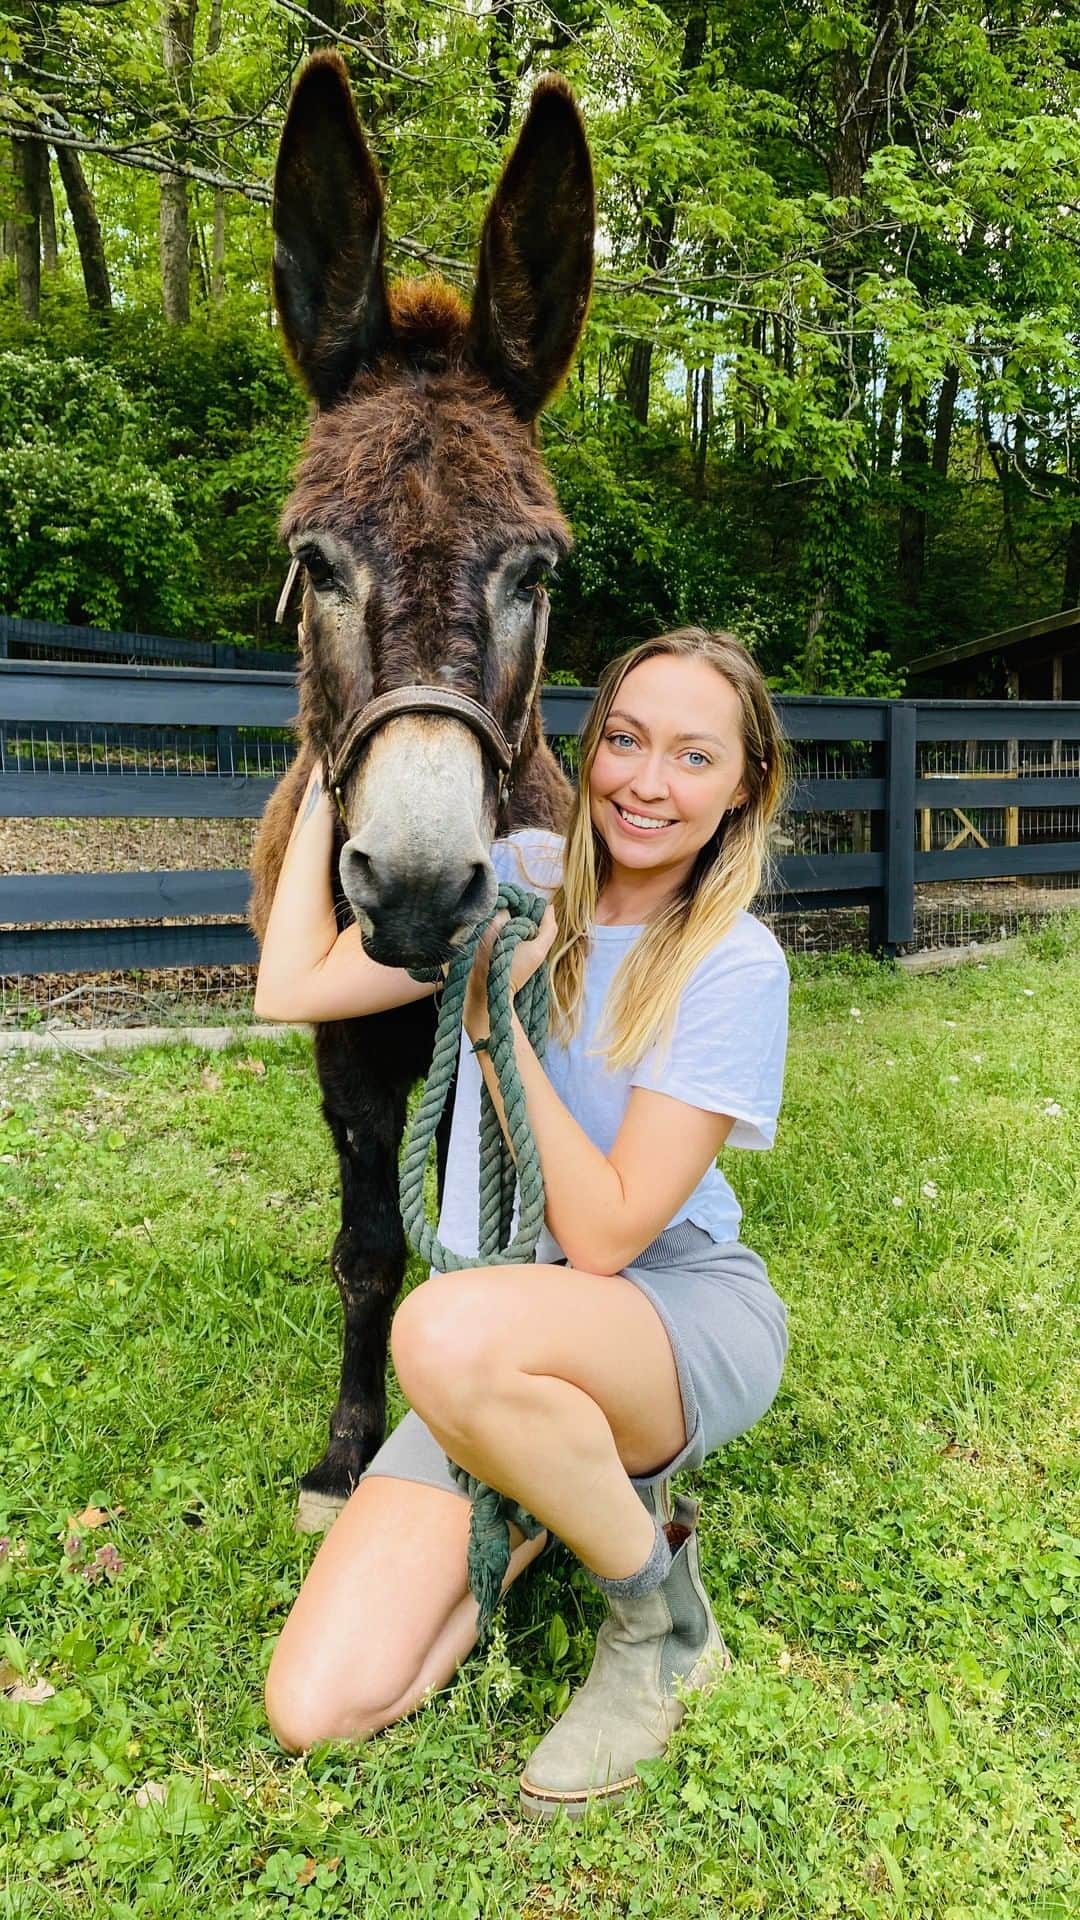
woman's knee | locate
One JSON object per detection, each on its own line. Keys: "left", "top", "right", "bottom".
{"left": 391, "top": 1274, "right": 507, "bottom": 1425}
{"left": 264, "top": 1637, "right": 415, "bottom": 1753}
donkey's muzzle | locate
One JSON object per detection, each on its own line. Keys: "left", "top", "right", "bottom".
{"left": 340, "top": 842, "right": 496, "bottom": 969}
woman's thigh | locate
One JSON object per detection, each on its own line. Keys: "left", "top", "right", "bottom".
{"left": 391, "top": 1262, "right": 687, "bottom": 1479}
{"left": 265, "top": 1473, "right": 546, "bottom": 1753}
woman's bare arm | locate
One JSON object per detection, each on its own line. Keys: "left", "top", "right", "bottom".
{"left": 253, "top": 763, "right": 440, "bottom": 1024}
{"left": 468, "top": 1008, "right": 734, "bottom": 1274}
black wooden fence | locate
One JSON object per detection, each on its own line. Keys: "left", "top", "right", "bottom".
{"left": 2, "top": 655, "right": 1080, "bottom": 974}
{"left": 0, "top": 614, "right": 294, "bottom": 675}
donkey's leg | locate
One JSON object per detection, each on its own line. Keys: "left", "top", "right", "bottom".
{"left": 296, "top": 1006, "right": 432, "bottom": 1532}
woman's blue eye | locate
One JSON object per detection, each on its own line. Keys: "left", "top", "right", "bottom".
{"left": 684, "top": 750, "right": 710, "bottom": 768}
{"left": 607, "top": 732, "right": 636, "bottom": 749}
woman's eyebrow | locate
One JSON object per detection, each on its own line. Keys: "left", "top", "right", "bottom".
{"left": 607, "top": 708, "right": 728, "bottom": 748}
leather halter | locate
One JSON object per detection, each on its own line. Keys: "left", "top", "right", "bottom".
{"left": 326, "top": 684, "right": 517, "bottom": 828}
{"left": 277, "top": 567, "right": 552, "bottom": 830}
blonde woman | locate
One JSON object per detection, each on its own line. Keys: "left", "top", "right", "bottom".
{"left": 260, "top": 628, "right": 790, "bottom": 1820}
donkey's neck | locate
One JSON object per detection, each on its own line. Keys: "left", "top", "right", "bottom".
{"left": 504, "top": 739, "right": 572, "bottom": 837}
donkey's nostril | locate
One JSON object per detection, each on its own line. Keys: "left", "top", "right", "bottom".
{"left": 453, "top": 861, "right": 491, "bottom": 929}
{"left": 340, "top": 842, "right": 380, "bottom": 910}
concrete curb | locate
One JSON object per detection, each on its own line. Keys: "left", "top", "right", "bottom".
{"left": 0, "top": 1023, "right": 310, "bottom": 1055}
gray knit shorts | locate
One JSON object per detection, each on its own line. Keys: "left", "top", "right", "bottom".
{"left": 359, "top": 1220, "right": 788, "bottom": 1498}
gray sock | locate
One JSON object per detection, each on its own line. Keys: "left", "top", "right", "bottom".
{"left": 588, "top": 1515, "right": 672, "bottom": 1600}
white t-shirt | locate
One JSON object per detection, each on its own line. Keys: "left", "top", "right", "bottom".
{"left": 434, "top": 829, "right": 789, "bottom": 1264}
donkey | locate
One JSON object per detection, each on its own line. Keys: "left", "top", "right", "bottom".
{"left": 249, "top": 52, "right": 595, "bottom": 1529}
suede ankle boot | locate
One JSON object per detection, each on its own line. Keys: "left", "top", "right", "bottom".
{"left": 519, "top": 1492, "right": 731, "bottom": 1821}
{"left": 636, "top": 1477, "right": 673, "bottom": 1525}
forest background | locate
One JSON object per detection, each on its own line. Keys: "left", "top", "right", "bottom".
{"left": 1, "top": 0, "right": 1078, "bottom": 696}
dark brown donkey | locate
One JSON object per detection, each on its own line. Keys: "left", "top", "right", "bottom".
{"left": 249, "top": 53, "right": 594, "bottom": 1529}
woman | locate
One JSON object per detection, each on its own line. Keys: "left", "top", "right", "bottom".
{"left": 256, "top": 627, "right": 790, "bottom": 1820}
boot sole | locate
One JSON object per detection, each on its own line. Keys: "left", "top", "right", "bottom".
{"left": 519, "top": 1771, "right": 639, "bottom": 1822}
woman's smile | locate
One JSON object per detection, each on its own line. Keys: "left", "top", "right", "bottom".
{"left": 611, "top": 802, "right": 677, "bottom": 835}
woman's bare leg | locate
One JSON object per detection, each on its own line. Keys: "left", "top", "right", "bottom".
{"left": 391, "top": 1263, "right": 688, "bottom": 1583}
{"left": 265, "top": 1474, "right": 548, "bottom": 1753}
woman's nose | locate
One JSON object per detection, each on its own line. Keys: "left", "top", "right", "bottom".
{"left": 631, "top": 755, "right": 670, "bottom": 799}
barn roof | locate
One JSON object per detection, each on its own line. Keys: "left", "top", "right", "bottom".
{"left": 908, "top": 605, "right": 1080, "bottom": 678}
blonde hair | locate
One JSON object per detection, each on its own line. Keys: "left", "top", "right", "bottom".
{"left": 545, "top": 628, "right": 787, "bottom": 1072}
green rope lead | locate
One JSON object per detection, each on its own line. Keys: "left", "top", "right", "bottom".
{"left": 401, "top": 881, "right": 551, "bottom": 1636}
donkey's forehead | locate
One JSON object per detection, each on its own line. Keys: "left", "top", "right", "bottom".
{"left": 282, "top": 372, "right": 571, "bottom": 555}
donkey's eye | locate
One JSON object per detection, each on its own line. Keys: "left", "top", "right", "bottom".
{"left": 299, "top": 545, "right": 337, "bottom": 592}
{"left": 515, "top": 560, "right": 550, "bottom": 600}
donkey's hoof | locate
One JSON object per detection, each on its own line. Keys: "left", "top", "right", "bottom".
{"left": 294, "top": 1488, "right": 348, "bottom": 1535}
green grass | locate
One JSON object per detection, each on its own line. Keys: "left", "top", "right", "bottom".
{"left": 1, "top": 922, "right": 1078, "bottom": 1919}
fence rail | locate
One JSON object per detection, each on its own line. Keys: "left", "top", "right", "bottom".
{"left": 3, "top": 659, "right": 1080, "bottom": 974}
{"left": 0, "top": 614, "right": 294, "bottom": 676}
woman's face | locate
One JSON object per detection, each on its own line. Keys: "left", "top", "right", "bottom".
{"left": 588, "top": 654, "right": 749, "bottom": 876}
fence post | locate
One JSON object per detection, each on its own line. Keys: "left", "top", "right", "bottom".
{"left": 870, "top": 700, "right": 916, "bottom": 955}
{"left": 215, "top": 643, "right": 238, "bottom": 776}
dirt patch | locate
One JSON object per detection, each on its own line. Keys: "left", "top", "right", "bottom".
{"left": 2, "top": 818, "right": 264, "bottom": 1029}
{"left": 4, "top": 816, "right": 258, "bottom": 876}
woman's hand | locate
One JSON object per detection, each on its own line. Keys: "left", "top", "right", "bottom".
{"left": 463, "top": 902, "right": 558, "bottom": 1040}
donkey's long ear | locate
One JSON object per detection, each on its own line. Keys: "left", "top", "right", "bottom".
{"left": 467, "top": 75, "right": 594, "bottom": 422}
{"left": 273, "top": 52, "right": 391, "bottom": 408}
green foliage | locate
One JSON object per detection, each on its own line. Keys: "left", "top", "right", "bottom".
{"left": 4, "top": 0, "right": 1079, "bottom": 681}
{"left": 0, "top": 308, "right": 305, "bottom": 645}
{"left": 546, "top": 417, "right": 793, "bottom": 678}
{"left": 786, "top": 479, "right": 906, "bottom": 698}
{"left": 0, "top": 350, "right": 198, "bottom": 630}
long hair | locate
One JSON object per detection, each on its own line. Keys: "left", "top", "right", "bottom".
{"left": 544, "top": 628, "right": 787, "bottom": 1072}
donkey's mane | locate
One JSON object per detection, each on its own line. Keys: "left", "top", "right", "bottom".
{"left": 386, "top": 277, "right": 471, "bottom": 367}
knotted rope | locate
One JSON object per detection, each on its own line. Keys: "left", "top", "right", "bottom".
{"left": 401, "top": 881, "right": 551, "bottom": 1636}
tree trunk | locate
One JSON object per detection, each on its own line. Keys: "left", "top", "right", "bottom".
{"left": 827, "top": 4, "right": 919, "bottom": 205}
{"left": 54, "top": 143, "right": 112, "bottom": 312}
{"left": 1063, "top": 518, "right": 1080, "bottom": 611}
{"left": 11, "top": 135, "right": 42, "bottom": 320}
{"left": 310, "top": 1, "right": 391, "bottom": 124}
{"left": 192, "top": 217, "right": 210, "bottom": 305}
{"left": 487, "top": 1, "right": 515, "bottom": 142}
{"left": 160, "top": 0, "right": 197, "bottom": 326}
{"left": 39, "top": 146, "right": 57, "bottom": 270}
{"left": 304, "top": 0, "right": 342, "bottom": 49}
{"left": 622, "top": 0, "right": 707, "bottom": 425}
{"left": 876, "top": 373, "right": 901, "bottom": 472}
{"left": 694, "top": 358, "right": 712, "bottom": 500}
{"left": 803, "top": 581, "right": 828, "bottom": 692}
{"left": 897, "top": 382, "right": 929, "bottom": 608}
{"left": 825, "top": 5, "right": 920, "bottom": 468}
{"left": 160, "top": 174, "right": 190, "bottom": 324}
{"left": 207, "top": 0, "right": 226, "bottom": 305}
{"left": 931, "top": 363, "right": 960, "bottom": 477}
{"left": 0, "top": 139, "right": 12, "bottom": 258}
{"left": 211, "top": 195, "right": 226, "bottom": 306}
